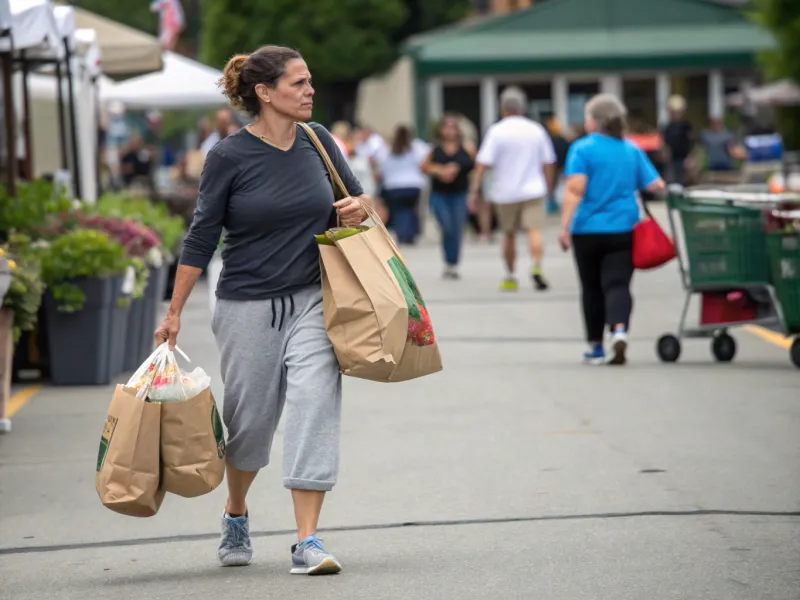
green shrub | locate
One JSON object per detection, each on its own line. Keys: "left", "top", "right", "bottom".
{"left": 0, "top": 236, "right": 44, "bottom": 342}
{"left": 0, "top": 179, "right": 71, "bottom": 241}
{"left": 93, "top": 194, "right": 186, "bottom": 256}
{"left": 41, "top": 229, "right": 129, "bottom": 313}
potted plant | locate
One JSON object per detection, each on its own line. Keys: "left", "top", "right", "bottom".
{"left": 40, "top": 229, "right": 129, "bottom": 385}
{"left": 72, "top": 212, "right": 160, "bottom": 372}
{"left": 0, "top": 238, "right": 44, "bottom": 431}
{"left": 0, "top": 179, "right": 70, "bottom": 382}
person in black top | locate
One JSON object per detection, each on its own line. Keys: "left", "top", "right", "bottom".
{"left": 661, "top": 95, "right": 694, "bottom": 186}
{"left": 155, "top": 45, "right": 368, "bottom": 575}
{"left": 422, "top": 115, "right": 475, "bottom": 279}
{"left": 119, "top": 133, "right": 153, "bottom": 188}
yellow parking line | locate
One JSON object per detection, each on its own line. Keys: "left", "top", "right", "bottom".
{"left": 6, "top": 385, "right": 41, "bottom": 417}
{"left": 743, "top": 325, "right": 792, "bottom": 350}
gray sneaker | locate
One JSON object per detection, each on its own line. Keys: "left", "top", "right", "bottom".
{"left": 218, "top": 512, "right": 253, "bottom": 566}
{"left": 290, "top": 535, "right": 342, "bottom": 575}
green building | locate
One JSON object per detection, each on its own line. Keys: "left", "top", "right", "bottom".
{"left": 404, "top": 0, "right": 775, "bottom": 136}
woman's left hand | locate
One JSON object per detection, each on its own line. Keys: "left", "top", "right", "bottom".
{"left": 334, "top": 196, "right": 368, "bottom": 227}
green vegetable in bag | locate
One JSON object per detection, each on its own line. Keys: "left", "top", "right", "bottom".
{"left": 314, "top": 226, "right": 369, "bottom": 246}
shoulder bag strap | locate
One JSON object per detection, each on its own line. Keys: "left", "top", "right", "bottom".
{"left": 298, "top": 122, "right": 407, "bottom": 262}
{"left": 297, "top": 122, "right": 349, "bottom": 201}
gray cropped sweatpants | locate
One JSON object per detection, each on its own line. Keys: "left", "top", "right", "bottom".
{"left": 212, "top": 285, "right": 341, "bottom": 491}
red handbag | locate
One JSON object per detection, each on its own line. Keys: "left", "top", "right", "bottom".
{"left": 632, "top": 202, "right": 676, "bottom": 270}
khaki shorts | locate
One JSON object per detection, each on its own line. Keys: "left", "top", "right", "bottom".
{"left": 494, "top": 198, "right": 545, "bottom": 234}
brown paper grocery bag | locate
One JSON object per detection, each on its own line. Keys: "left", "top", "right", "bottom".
{"left": 95, "top": 385, "right": 165, "bottom": 517}
{"left": 160, "top": 388, "right": 226, "bottom": 498}
{"left": 300, "top": 122, "right": 443, "bottom": 382}
{"left": 330, "top": 228, "right": 442, "bottom": 381}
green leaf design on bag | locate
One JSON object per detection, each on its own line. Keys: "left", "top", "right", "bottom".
{"left": 388, "top": 256, "right": 436, "bottom": 347}
{"left": 96, "top": 415, "right": 117, "bottom": 472}
{"left": 388, "top": 256, "right": 421, "bottom": 320}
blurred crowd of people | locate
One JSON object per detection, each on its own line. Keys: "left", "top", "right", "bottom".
{"left": 99, "top": 90, "right": 783, "bottom": 291}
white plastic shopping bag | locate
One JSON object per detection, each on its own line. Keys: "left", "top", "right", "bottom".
{"left": 126, "top": 344, "right": 225, "bottom": 498}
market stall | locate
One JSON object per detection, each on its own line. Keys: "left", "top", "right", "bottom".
{"left": 101, "top": 51, "right": 225, "bottom": 110}
{"left": 72, "top": 6, "right": 161, "bottom": 76}
{"left": 27, "top": 24, "right": 107, "bottom": 202}
{"left": 0, "top": 0, "right": 63, "bottom": 193}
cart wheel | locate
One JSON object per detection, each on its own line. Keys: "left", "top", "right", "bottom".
{"left": 790, "top": 338, "right": 800, "bottom": 369}
{"left": 657, "top": 334, "right": 681, "bottom": 363}
{"left": 711, "top": 333, "right": 736, "bottom": 362}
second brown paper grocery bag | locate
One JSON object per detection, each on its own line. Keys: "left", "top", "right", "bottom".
{"left": 160, "top": 387, "right": 226, "bottom": 498}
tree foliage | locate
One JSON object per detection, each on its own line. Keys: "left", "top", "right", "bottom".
{"left": 752, "top": 0, "right": 800, "bottom": 82}
{"left": 200, "top": 0, "right": 407, "bottom": 82}
{"left": 392, "top": 0, "right": 471, "bottom": 45}
{"left": 751, "top": 0, "right": 800, "bottom": 148}
{"left": 70, "top": 0, "right": 158, "bottom": 36}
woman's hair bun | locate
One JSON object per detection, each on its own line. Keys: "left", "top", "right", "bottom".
{"left": 220, "top": 54, "right": 249, "bottom": 110}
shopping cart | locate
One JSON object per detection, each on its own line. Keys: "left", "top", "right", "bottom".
{"left": 656, "top": 186, "right": 800, "bottom": 368}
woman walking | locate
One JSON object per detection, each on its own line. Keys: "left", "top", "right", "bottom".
{"left": 378, "top": 124, "right": 428, "bottom": 244}
{"left": 558, "top": 94, "right": 665, "bottom": 365}
{"left": 422, "top": 115, "right": 475, "bottom": 279}
{"left": 155, "top": 45, "right": 368, "bottom": 574}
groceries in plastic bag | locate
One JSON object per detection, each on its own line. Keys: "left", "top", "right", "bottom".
{"left": 127, "top": 343, "right": 211, "bottom": 402}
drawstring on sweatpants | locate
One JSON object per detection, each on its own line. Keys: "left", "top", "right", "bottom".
{"left": 270, "top": 294, "right": 295, "bottom": 331}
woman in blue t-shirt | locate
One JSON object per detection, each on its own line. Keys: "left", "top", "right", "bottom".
{"left": 559, "top": 94, "right": 665, "bottom": 365}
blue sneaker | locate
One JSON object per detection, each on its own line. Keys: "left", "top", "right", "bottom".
{"left": 290, "top": 534, "right": 342, "bottom": 575}
{"left": 583, "top": 343, "right": 606, "bottom": 365}
{"left": 218, "top": 512, "right": 253, "bottom": 566}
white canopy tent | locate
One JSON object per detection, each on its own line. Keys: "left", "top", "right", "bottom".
{"left": 0, "top": 0, "right": 61, "bottom": 56}
{"left": 0, "top": 0, "right": 11, "bottom": 34}
{"left": 727, "top": 79, "right": 800, "bottom": 108}
{"left": 0, "top": 0, "right": 64, "bottom": 194}
{"left": 75, "top": 28, "right": 101, "bottom": 78}
{"left": 0, "top": 0, "right": 101, "bottom": 200}
{"left": 102, "top": 51, "right": 226, "bottom": 110}
{"left": 73, "top": 6, "right": 161, "bottom": 76}
{"left": 26, "top": 33, "right": 107, "bottom": 202}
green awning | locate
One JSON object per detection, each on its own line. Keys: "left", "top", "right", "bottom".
{"left": 412, "top": 24, "right": 775, "bottom": 74}
{"left": 406, "top": 0, "right": 776, "bottom": 76}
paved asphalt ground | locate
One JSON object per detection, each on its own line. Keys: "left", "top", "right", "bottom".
{"left": 1, "top": 208, "right": 799, "bottom": 599}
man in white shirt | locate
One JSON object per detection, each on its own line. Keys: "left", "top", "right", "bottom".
{"left": 469, "top": 87, "right": 556, "bottom": 291}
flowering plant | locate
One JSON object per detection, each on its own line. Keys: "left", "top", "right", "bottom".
{"left": 93, "top": 193, "right": 185, "bottom": 259}
{"left": 0, "top": 235, "right": 44, "bottom": 341}
{"left": 36, "top": 211, "right": 160, "bottom": 301}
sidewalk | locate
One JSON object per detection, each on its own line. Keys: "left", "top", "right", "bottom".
{"left": 1, "top": 223, "right": 798, "bottom": 600}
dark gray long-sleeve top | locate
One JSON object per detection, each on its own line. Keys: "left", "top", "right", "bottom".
{"left": 179, "top": 123, "right": 364, "bottom": 300}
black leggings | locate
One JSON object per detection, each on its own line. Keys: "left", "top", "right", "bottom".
{"left": 572, "top": 232, "right": 634, "bottom": 342}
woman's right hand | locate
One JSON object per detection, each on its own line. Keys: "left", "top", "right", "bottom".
{"left": 155, "top": 312, "right": 181, "bottom": 350}
{"left": 558, "top": 228, "right": 571, "bottom": 252}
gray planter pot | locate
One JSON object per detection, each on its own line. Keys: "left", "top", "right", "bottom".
{"left": 44, "top": 276, "right": 124, "bottom": 386}
{"left": 123, "top": 295, "right": 146, "bottom": 372}
{"left": 139, "top": 265, "right": 168, "bottom": 363}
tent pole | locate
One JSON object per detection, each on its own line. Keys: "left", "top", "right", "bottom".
{"left": 93, "top": 76, "right": 102, "bottom": 196}
{"left": 1, "top": 50, "right": 15, "bottom": 195}
{"left": 64, "top": 39, "right": 81, "bottom": 199}
{"left": 55, "top": 59, "right": 68, "bottom": 170}
{"left": 20, "top": 49, "right": 32, "bottom": 180}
